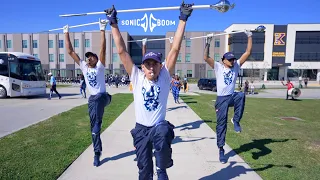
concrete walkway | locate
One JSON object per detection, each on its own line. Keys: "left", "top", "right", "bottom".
{"left": 58, "top": 95, "right": 262, "bottom": 180}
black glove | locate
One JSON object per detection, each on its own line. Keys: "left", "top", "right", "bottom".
{"left": 179, "top": 1, "right": 194, "bottom": 21}
{"left": 205, "top": 36, "right": 213, "bottom": 46}
{"left": 104, "top": 5, "right": 118, "bottom": 25}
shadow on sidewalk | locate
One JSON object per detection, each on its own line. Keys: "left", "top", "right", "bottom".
{"left": 172, "top": 135, "right": 215, "bottom": 145}
{"left": 199, "top": 161, "right": 294, "bottom": 180}
{"left": 174, "top": 120, "right": 212, "bottom": 131}
{"left": 167, "top": 106, "right": 188, "bottom": 112}
{"left": 99, "top": 150, "right": 136, "bottom": 165}
{"left": 99, "top": 134, "right": 215, "bottom": 165}
{"left": 225, "top": 138, "right": 297, "bottom": 161}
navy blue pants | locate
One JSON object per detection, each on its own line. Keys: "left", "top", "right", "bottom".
{"left": 215, "top": 92, "right": 246, "bottom": 148}
{"left": 171, "top": 87, "right": 180, "bottom": 102}
{"left": 88, "top": 92, "right": 112, "bottom": 152}
{"left": 130, "top": 121, "right": 175, "bottom": 180}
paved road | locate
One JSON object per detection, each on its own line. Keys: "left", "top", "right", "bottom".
{"left": 187, "top": 84, "right": 320, "bottom": 99}
{"left": 0, "top": 86, "right": 131, "bottom": 139}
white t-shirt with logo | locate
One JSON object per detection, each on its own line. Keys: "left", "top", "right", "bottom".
{"left": 130, "top": 64, "right": 171, "bottom": 127}
{"left": 80, "top": 60, "right": 106, "bottom": 96}
{"left": 214, "top": 60, "right": 241, "bottom": 96}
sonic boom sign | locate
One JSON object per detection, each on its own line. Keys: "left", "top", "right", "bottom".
{"left": 120, "top": 13, "right": 176, "bottom": 32}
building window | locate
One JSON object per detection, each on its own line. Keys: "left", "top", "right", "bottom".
{"left": 48, "top": 40, "right": 53, "bottom": 48}
{"left": 186, "top": 40, "right": 191, "bottom": 47}
{"left": 59, "top": 40, "right": 64, "bottom": 48}
{"left": 75, "top": 69, "right": 82, "bottom": 76}
{"left": 60, "top": 69, "right": 67, "bottom": 77}
{"left": 177, "top": 53, "right": 181, "bottom": 62}
{"left": 59, "top": 54, "right": 64, "bottom": 62}
{"left": 0, "top": 40, "right": 2, "bottom": 48}
{"left": 33, "top": 40, "right": 38, "bottom": 48}
{"left": 185, "top": 53, "right": 191, "bottom": 62}
{"left": 49, "top": 54, "right": 54, "bottom": 62}
{"left": 176, "top": 70, "right": 182, "bottom": 77}
{"left": 85, "top": 39, "right": 90, "bottom": 47}
{"left": 22, "top": 40, "right": 28, "bottom": 48}
{"left": 187, "top": 70, "right": 192, "bottom": 78}
{"left": 7, "top": 40, "right": 12, "bottom": 48}
{"left": 215, "top": 39, "right": 220, "bottom": 47}
{"left": 74, "top": 39, "right": 79, "bottom": 48}
{"left": 112, "top": 53, "right": 118, "bottom": 62}
{"left": 33, "top": 54, "right": 38, "bottom": 58}
{"left": 207, "top": 70, "right": 213, "bottom": 78}
{"left": 112, "top": 39, "right": 116, "bottom": 47}
{"left": 50, "top": 69, "right": 58, "bottom": 77}
{"left": 214, "top": 53, "right": 220, "bottom": 62}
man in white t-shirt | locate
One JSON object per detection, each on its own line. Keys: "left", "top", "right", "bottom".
{"left": 64, "top": 19, "right": 112, "bottom": 167}
{"left": 203, "top": 30, "right": 253, "bottom": 164}
{"left": 105, "top": 2, "right": 193, "bottom": 179}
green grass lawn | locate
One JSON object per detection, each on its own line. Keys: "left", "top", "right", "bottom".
{"left": 180, "top": 94, "right": 320, "bottom": 180}
{"left": 0, "top": 93, "right": 133, "bottom": 180}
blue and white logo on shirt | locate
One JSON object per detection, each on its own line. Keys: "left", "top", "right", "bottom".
{"left": 142, "top": 85, "right": 160, "bottom": 111}
{"left": 86, "top": 71, "right": 98, "bottom": 87}
{"left": 223, "top": 70, "right": 234, "bottom": 85}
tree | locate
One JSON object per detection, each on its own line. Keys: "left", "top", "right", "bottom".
{"left": 261, "top": 62, "right": 270, "bottom": 81}
{"left": 296, "top": 63, "right": 309, "bottom": 78}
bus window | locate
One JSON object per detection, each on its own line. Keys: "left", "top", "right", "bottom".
{"left": 34, "top": 62, "right": 45, "bottom": 81}
{"left": 9, "top": 62, "right": 21, "bottom": 80}
{"left": 18, "top": 59, "right": 45, "bottom": 81}
{"left": 0, "top": 55, "right": 8, "bottom": 76}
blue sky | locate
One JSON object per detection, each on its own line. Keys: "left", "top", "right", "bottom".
{"left": 1, "top": 0, "right": 319, "bottom": 35}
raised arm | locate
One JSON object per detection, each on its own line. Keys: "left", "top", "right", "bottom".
{"left": 64, "top": 25, "right": 81, "bottom": 65}
{"left": 99, "top": 19, "right": 107, "bottom": 66}
{"left": 203, "top": 36, "right": 215, "bottom": 69}
{"left": 239, "top": 30, "right": 253, "bottom": 66}
{"left": 142, "top": 38, "right": 147, "bottom": 56}
{"left": 165, "top": 2, "right": 194, "bottom": 73}
{"left": 105, "top": 6, "right": 134, "bottom": 75}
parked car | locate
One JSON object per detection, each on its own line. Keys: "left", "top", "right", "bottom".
{"left": 197, "top": 78, "right": 217, "bottom": 92}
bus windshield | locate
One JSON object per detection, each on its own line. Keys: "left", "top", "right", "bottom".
{"left": 8, "top": 58, "right": 45, "bottom": 81}
{"left": 18, "top": 58, "right": 45, "bottom": 81}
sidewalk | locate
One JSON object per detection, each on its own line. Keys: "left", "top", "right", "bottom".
{"left": 58, "top": 94, "right": 262, "bottom": 180}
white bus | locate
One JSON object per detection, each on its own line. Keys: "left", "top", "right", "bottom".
{"left": 0, "top": 52, "right": 46, "bottom": 98}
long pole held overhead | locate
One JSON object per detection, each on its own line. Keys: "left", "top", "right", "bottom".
{"left": 59, "top": 5, "right": 210, "bottom": 17}
{"left": 47, "top": 19, "right": 266, "bottom": 41}
{"left": 59, "top": 0, "right": 235, "bottom": 17}
{"left": 48, "top": 22, "right": 100, "bottom": 32}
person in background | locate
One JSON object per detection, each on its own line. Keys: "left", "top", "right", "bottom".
{"left": 304, "top": 77, "right": 308, "bottom": 88}
{"left": 48, "top": 72, "right": 62, "bottom": 100}
{"left": 281, "top": 79, "right": 294, "bottom": 100}
{"left": 250, "top": 82, "right": 255, "bottom": 95}
{"left": 80, "top": 74, "right": 87, "bottom": 98}
{"left": 171, "top": 75, "right": 182, "bottom": 103}
{"left": 183, "top": 75, "right": 188, "bottom": 93}
{"left": 244, "top": 80, "right": 249, "bottom": 95}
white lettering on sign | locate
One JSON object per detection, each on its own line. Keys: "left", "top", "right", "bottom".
{"left": 121, "top": 13, "right": 176, "bottom": 33}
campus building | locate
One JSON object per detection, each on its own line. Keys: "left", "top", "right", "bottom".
{"left": 1, "top": 23, "right": 319, "bottom": 80}
{"left": 224, "top": 24, "right": 320, "bottom": 81}
{"left": 0, "top": 31, "right": 130, "bottom": 78}
{"left": 165, "top": 31, "right": 225, "bottom": 78}
{"left": 0, "top": 31, "right": 224, "bottom": 79}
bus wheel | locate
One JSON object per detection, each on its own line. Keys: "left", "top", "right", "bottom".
{"left": 0, "top": 86, "right": 7, "bottom": 98}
